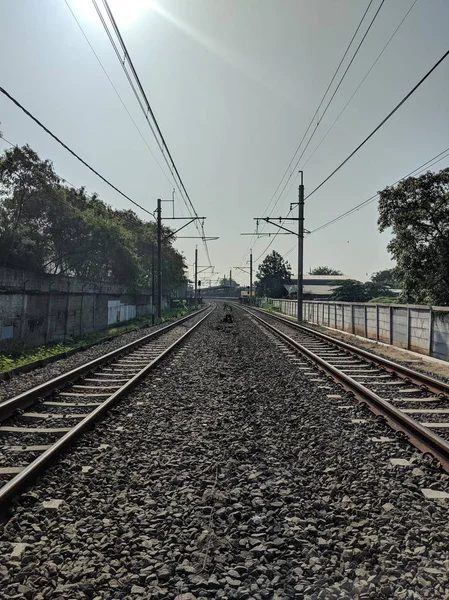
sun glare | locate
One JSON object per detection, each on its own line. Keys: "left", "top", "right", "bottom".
{"left": 72, "top": 0, "right": 153, "bottom": 26}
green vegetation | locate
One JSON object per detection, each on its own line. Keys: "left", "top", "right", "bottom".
{"left": 368, "top": 296, "right": 398, "bottom": 304}
{"left": 330, "top": 278, "right": 397, "bottom": 302}
{"left": 0, "top": 306, "right": 192, "bottom": 374}
{"left": 308, "top": 266, "right": 343, "bottom": 275}
{"left": 255, "top": 250, "right": 292, "bottom": 298}
{"left": 378, "top": 168, "right": 449, "bottom": 305}
{"left": 0, "top": 145, "right": 186, "bottom": 292}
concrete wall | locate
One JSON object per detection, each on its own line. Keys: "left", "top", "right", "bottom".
{"left": 270, "top": 298, "right": 449, "bottom": 362}
{"left": 0, "top": 267, "right": 169, "bottom": 351}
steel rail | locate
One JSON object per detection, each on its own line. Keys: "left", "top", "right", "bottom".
{"left": 0, "top": 306, "right": 214, "bottom": 512}
{"left": 250, "top": 306, "right": 449, "bottom": 397}
{"left": 243, "top": 307, "right": 449, "bottom": 472}
{"left": 0, "top": 307, "right": 209, "bottom": 422}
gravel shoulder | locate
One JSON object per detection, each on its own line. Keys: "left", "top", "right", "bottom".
{"left": 269, "top": 310, "right": 449, "bottom": 382}
{"left": 1, "top": 307, "right": 449, "bottom": 599}
{"left": 0, "top": 312, "right": 199, "bottom": 405}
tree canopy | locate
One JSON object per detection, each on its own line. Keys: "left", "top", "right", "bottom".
{"left": 255, "top": 250, "right": 292, "bottom": 298}
{"left": 378, "top": 169, "right": 449, "bottom": 305}
{"left": 330, "top": 279, "right": 395, "bottom": 302}
{"left": 309, "top": 266, "right": 343, "bottom": 276}
{"left": 0, "top": 145, "right": 187, "bottom": 292}
{"left": 219, "top": 276, "right": 239, "bottom": 288}
{"left": 370, "top": 268, "right": 399, "bottom": 289}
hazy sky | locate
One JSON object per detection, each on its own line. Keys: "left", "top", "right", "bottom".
{"left": 1, "top": 0, "right": 448, "bottom": 285}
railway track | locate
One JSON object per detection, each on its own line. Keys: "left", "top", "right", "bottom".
{"left": 0, "top": 306, "right": 213, "bottom": 511}
{"left": 242, "top": 305, "right": 449, "bottom": 472}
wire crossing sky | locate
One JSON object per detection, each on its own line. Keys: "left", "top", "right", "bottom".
{"left": 0, "top": 0, "right": 448, "bottom": 282}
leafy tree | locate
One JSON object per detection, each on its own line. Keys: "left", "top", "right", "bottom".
{"left": 330, "top": 280, "right": 368, "bottom": 302}
{"left": 331, "top": 279, "right": 396, "bottom": 302}
{"left": 255, "top": 250, "right": 292, "bottom": 298}
{"left": 219, "top": 277, "right": 238, "bottom": 288}
{"left": 378, "top": 169, "right": 449, "bottom": 305}
{"left": 0, "top": 145, "right": 187, "bottom": 291}
{"left": 371, "top": 268, "right": 399, "bottom": 289}
{"left": 309, "top": 266, "right": 343, "bottom": 276}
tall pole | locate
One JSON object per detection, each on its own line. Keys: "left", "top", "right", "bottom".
{"left": 297, "top": 172, "right": 305, "bottom": 323}
{"left": 194, "top": 246, "right": 198, "bottom": 310}
{"left": 229, "top": 269, "right": 232, "bottom": 296}
{"left": 151, "top": 243, "right": 155, "bottom": 325}
{"left": 250, "top": 249, "right": 253, "bottom": 306}
{"left": 156, "top": 198, "right": 162, "bottom": 321}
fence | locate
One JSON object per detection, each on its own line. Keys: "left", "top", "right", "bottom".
{"left": 0, "top": 267, "right": 170, "bottom": 351}
{"left": 270, "top": 298, "right": 449, "bottom": 362}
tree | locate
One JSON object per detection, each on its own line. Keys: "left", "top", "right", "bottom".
{"left": 330, "top": 280, "right": 368, "bottom": 302}
{"left": 378, "top": 169, "right": 449, "bottom": 305}
{"left": 371, "top": 268, "right": 399, "bottom": 289}
{"left": 0, "top": 145, "right": 188, "bottom": 292}
{"left": 255, "top": 250, "right": 292, "bottom": 298}
{"left": 309, "top": 266, "right": 343, "bottom": 276}
{"left": 219, "top": 277, "right": 238, "bottom": 288}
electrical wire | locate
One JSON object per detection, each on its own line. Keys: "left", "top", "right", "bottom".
{"left": 306, "top": 49, "right": 449, "bottom": 200}
{"left": 97, "top": 0, "right": 212, "bottom": 265}
{"left": 273, "top": 0, "right": 386, "bottom": 206}
{"left": 0, "top": 86, "right": 155, "bottom": 218}
{"left": 64, "top": 0, "right": 173, "bottom": 187}
{"left": 309, "top": 146, "right": 449, "bottom": 233}
{"left": 240, "top": 0, "right": 378, "bottom": 264}
{"left": 302, "top": 0, "right": 419, "bottom": 170}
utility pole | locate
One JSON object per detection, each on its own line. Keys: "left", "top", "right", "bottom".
{"left": 248, "top": 171, "right": 308, "bottom": 322}
{"left": 151, "top": 243, "right": 155, "bottom": 325}
{"left": 250, "top": 249, "right": 253, "bottom": 306}
{"left": 194, "top": 246, "right": 198, "bottom": 310}
{"left": 156, "top": 198, "right": 162, "bottom": 321}
{"left": 229, "top": 269, "right": 232, "bottom": 296}
{"left": 297, "top": 173, "right": 305, "bottom": 322}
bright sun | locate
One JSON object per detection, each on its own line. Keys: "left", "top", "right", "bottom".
{"left": 72, "top": 0, "right": 152, "bottom": 26}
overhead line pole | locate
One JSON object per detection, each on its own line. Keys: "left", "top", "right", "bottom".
{"left": 194, "top": 247, "right": 198, "bottom": 310}
{"left": 156, "top": 198, "right": 162, "bottom": 321}
{"left": 252, "top": 173, "right": 307, "bottom": 322}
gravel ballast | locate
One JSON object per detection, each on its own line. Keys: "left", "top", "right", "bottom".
{"left": 0, "top": 314, "right": 196, "bottom": 404}
{"left": 1, "top": 307, "right": 449, "bottom": 599}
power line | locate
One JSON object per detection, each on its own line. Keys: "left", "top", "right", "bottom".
{"left": 306, "top": 49, "right": 449, "bottom": 200}
{"left": 240, "top": 0, "right": 378, "bottom": 264}
{"left": 277, "top": 0, "right": 386, "bottom": 199}
{"left": 0, "top": 86, "right": 155, "bottom": 218}
{"left": 257, "top": 147, "right": 449, "bottom": 269}
{"left": 309, "top": 147, "right": 449, "bottom": 233}
{"left": 96, "top": 0, "right": 212, "bottom": 265}
{"left": 303, "top": 0, "right": 419, "bottom": 169}
{"left": 64, "top": 0, "right": 173, "bottom": 187}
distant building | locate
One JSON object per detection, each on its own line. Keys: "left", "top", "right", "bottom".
{"left": 285, "top": 275, "right": 353, "bottom": 300}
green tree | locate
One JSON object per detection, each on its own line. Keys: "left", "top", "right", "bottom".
{"left": 371, "top": 268, "right": 399, "bottom": 289}
{"left": 309, "top": 266, "right": 343, "bottom": 275}
{"left": 219, "top": 277, "right": 238, "bottom": 288}
{"left": 255, "top": 250, "right": 292, "bottom": 298}
{"left": 378, "top": 169, "right": 449, "bottom": 304}
{"left": 330, "top": 280, "right": 368, "bottom": 302}
{"left": 0, "top": 145, "right": 187, "bottom": 292}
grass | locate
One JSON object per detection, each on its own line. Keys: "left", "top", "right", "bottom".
{"left": 0, "top": 304, "right": 193, "bottom": 374}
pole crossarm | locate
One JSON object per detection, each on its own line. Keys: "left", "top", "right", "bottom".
{"left": 240, "top": 232, "right": 292, "bottom": 236}
{"left": 252, "top": 218, "right": 310, "bottom": 236}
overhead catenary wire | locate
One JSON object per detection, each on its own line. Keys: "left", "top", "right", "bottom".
{"left": 0, "top": 86, "right": 155, "bottom": 218}
{"left": 309, "top": 147, "right": 449, "bottom": 233}
{"left": 302, "top": 0, "right": 419, "bottom": 170}
{"left": 272, "top": 0, "right": 386, "bottom": 207}
{"left": 64, "top": 0, "right": 173, "bottom": 188}
{"left": 239, "top": 0, "right": 379, "bottom": 265}
{"left": 305, "top": 49, "right": 449, "bottom": 200}
{"left": 96, "top": 0, "right": 212, "bottom": 265}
